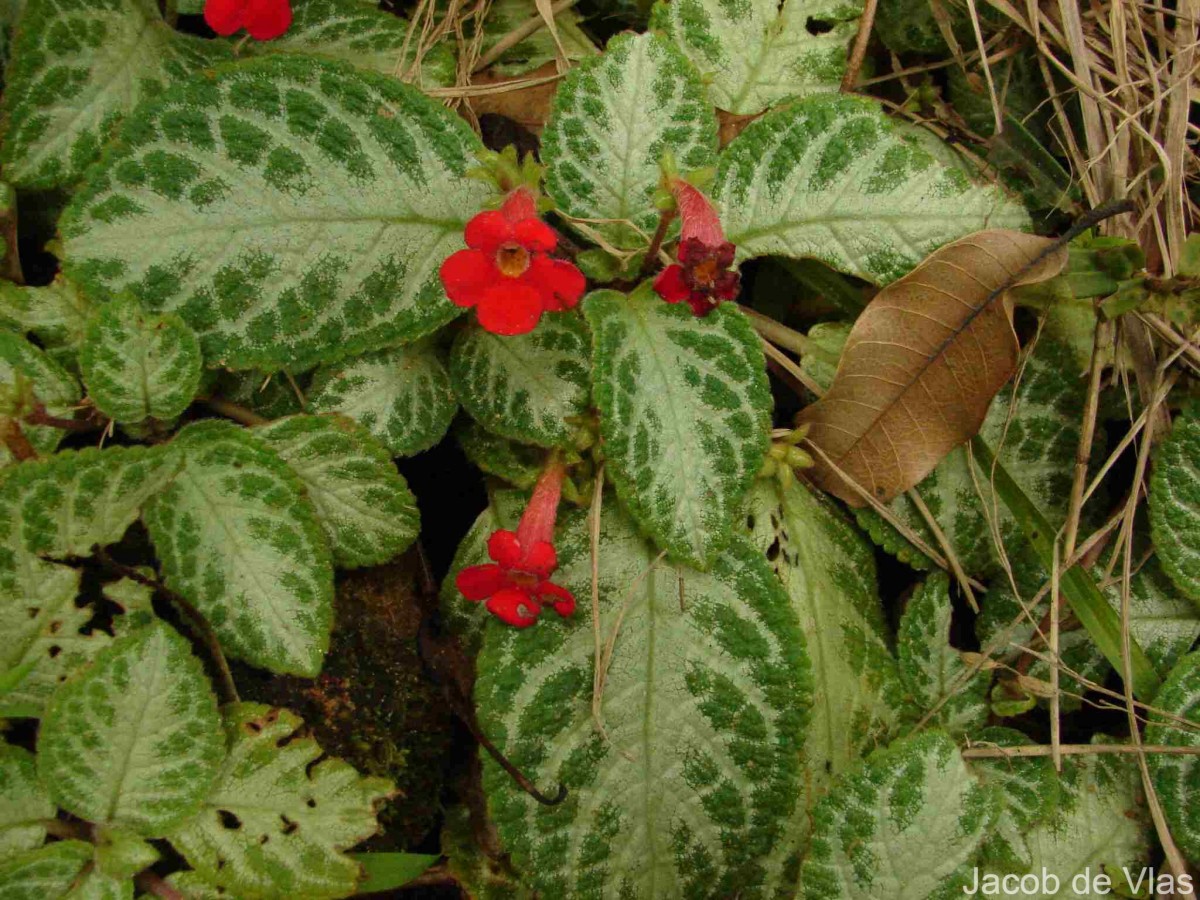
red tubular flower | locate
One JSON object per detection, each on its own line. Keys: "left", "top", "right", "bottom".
{"left": 455, "top": 460, "right": 576, "bottom": 628}
{"left": 204, "top": 0, "right": 292, "bottom": 40}
{"left": 440, "top": 188, "right": 585, "bottom": 336}
{"left": 653, "top": 180, "right": 740, "bottom": 317}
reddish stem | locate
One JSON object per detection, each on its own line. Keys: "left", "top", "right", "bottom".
{"left": 515, "top": 457, "right": 566, "bottom": 554}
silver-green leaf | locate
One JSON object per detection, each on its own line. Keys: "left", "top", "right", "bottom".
{"left": 1150, "top": 405, "right": 1200, "bottom": 604}
{"left": 143, "top": 420, "right": 335, "bottom": 676}
{"left": 0, "top": 743, "right": 54, "bottom": 861}
{"left": 309, "top": 341, "right": 457, "bottom": 457}
{"left": 541, "top": 32, "right": 717, "bottom": 250}
{"left": 1146, "top": 651, "right": 1200, "bottom": 864}
{"left": 449, "top": 313, "right": 590, "bottom": 448}
{"left": 61, "top": 55, "right": 490, "bottom": 372}
{"left": 81, "top": 295, "right": 202, "bottom": 424}
{"left": 0, "top": 330, "right": 80, "bottom": 465}
{"left": 256, "top": 414, "right": 419, "bottom": 569}
{"left": 584, "top": 286, "right": 771, "bottom": 567}
{"left": 0, "top": 278, "right": 93, "bottom": 355}
{"left": 168, "top": 702, "right": 393, "bottom": 900}
{"left": 37, "top": 622, "right": 223, "bottom": 836}
{"left": 715, "top": 94, "right": 1029, "bottom": 284}
{"left": 0, "top": 841, "right": 93, "bottom": 900}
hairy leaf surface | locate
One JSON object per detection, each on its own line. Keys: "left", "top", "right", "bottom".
{"left": 541, "top": 33, "right": 717, "bottom": 250}
{"left": 456, "top": 421, "right": 544, "bottom": 490}
{"left": 585, "top": 286, "right": 771, "bottom": 567}
{"left": 480, "top": 0, "right": 598, "bottom": 76}
{"left": 143, "top": 420, "right": 334, "bottom": 676}
{"left": 650, "top": 0, "right": 860, "bottom": 114}
{"left": 169, "top": 702, "right": 393, "bottom": 900}
{"left": 715, "top": 95, "right": 1029, "bottom": 285}
{"left": 0, "top": 331, "right": 80, "bottom": 464}
{"left": 0, "top": 278, "right": 93, "bottom": 354}
{"left": 37, "top": 622, "right": 223, "bottom": 835}
{"left": 257, "top": 414, "right": 419, "bottom": 568}
{"left": 449, "top": 313, "right": 590, "bottom": 448}
{"left": 81, "top": 295, "right": 202, "bottom": 424}
{"left": 0, "top": 0, "right": 230, "bottom": 190}
{"left": 0, "top": 744, "right": 53, "bottom": 860}
{"left": 476, "top": 499, "right": 811, "bottom": 899}
{"left": 61, "top": 55, "right": 490, "bottom": 372}
{"left": 309, "top": 341, "right": 456, "bottom": 457}
{"left": 1150, "top": 406, "right": 1200, "bottom": 603}
{"left": 0, "top": 841, "right": 93, "bottom": 900}
{"left": 801, "top": 730, "right": 996, "bottom": 899}
{"left": 1146, "top": 651, "right": 1200, "bottom": 863}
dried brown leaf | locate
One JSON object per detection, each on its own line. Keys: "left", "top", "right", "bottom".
{"left": 797, "top": 230, "right": 1069, "bottom": 506}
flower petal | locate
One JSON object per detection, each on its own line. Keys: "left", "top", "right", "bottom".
{"left": 476, "top": 282, "right": 544, "bottom": 336}
{"left": 487, "top": 588, "right": 542, "bottom": 627}
{"left": 242, "top": 0, "right": 292, "bottom": 39}
{"left": 653, "top": 265, "right": 690, "bottom": 304}
{"left": 522, "top": 540, "right": 557, "bottom": 578}
{"left": 440, "top": 249, "right": 496, "bottom": 308}
{"left": 204, "top": 0, "right": 246, "bottom": 35}
{"left": 456, "top": 564, "right": 510, "bottom": 602}
{"left": 513, "top": 218, "right": 557, "bottom": 253}
{"left": 487, "top": 529, "right": 522, "bottom": 568}
{"left": 526, "top": 256, "right": 585, "bottom": 312}
{"left": 537, "top": 581, "right": 575, "bottom": 618}
{"left": 465, "top": 210, "right": 514, "bottom": 254}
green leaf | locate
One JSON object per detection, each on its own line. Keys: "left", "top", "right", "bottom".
{"left": 213, "top": 370, "right": 305, "bottom": 422}
{"left": 801, "top": 730, "right": 997, "bottom": 900}
{"left": 309, "top": 341, "right": 457, "bottom": 457}
{"left": 94, "top": 829, "right": 159, "bottom": 880}
{"left": 143, "top": 420, "right": 335, "bottom": 676}
{"left": 0, "top": 743, "right": 54, "bottom": 860}
{"left": 61, "top": 55, "right": 490, "bottom": 372}
{"left": 476, "top": 498, "right": 811, "bottom": 898}
{"left": 63, "top": 868, "right": 134, "bottom": 900}
{"left": 168, "top": 702, "right": 393, "bottom": 900}
{"left": 261, "top": 0, "right": 456, "bottom": 87}
{"left": 898, "top": 573, "right": 990, "bottom": 736}
{"left": 81, "top": 295, "right": 202, "bottom": 424}
{"left": 966, "top": 726, "right": 1060, "bottom": 872}
{"left": 0, "top": 841, "right": 93, "bottom": 900}
{"left": 650, "top": 0, "right": 861, "bottom": 114}
{"left": 715, "top": 94, "right": 1029, "bottom": 284}
{"left": 0, "top": 444, "right": 179, "bottom": 560}
{"left": 0, "top": 330, "right": 80, "bottom": 463}
{"left": 351, "top": 852, "right": 438, "bottom": 893}
{"left": 256, "top": 414, "right": 419, "bottom": 569}
{"left": 1146, "top": 651, "right": 1200, "bottom": 864}
{"left": 449, "top": 313, "right": 591, "bottom": 448}
{"left": 0, "top": 278, "right": 94, "bottom": 354}
{"left": 480, "top": 0, "right": 598, "bottom": 77}
{"left": 37, "top": 622, "right": 223, "bottom": 835}
{"left": 584, "top": 286, "right": 771, "bottom": 566}
{"left": 0, "top": 0, "right": 231, "bottom": 190}
{"left": 456, "top": 421, "right": 544, "bottom": 490}
{"left": 975, "top": 749, "right": 1151, "bottom": 898}
{"left": 541, "top": 32, "right": 717, "bottom": 250}
{"left": 1150, "top": 405, "right": 1200, "bottom": 604}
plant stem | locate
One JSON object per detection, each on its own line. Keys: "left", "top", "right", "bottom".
{"left": 135, "top": 871, "right": 185, "bottom": 900}
{"left": 638, "top": 206, "right": 676, "bottom": 280}
{"left": 203, "top": 396, "right": 268, "bottom": 427}
{"left": 0, "top": 417, "right": 37, "bottom": 461}
{"left": 471, "top": 0, "right": 580, "bottom": 73}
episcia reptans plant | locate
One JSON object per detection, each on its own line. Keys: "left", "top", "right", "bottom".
{"left": 0, "top": 0, "right": 1197, "bottom": 898}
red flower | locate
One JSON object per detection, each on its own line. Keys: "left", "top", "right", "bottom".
{"left": 653, "top": 180, "right": 740, "bottom": 316}
{"left": 440, "top": 188, "right": 585, "bottom": 336}
{"left": 204, "top": 0, "right": 292, "bottom": 39}
{"left": 456, "top": 460, "right": 575, "bottom": 628}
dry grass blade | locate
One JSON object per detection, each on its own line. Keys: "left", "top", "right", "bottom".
{"left": 797, "top": 230, "right": 1068, "bottom": 506}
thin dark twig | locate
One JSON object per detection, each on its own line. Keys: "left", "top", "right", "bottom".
{"left": 638, "top": 206, "right": 677, "bottom": 280}
{"left": 134, "top": 871, "right": 186, "bottom": 900}
{"left": 841, "top": 0, "right": 879, "bottom": 92}
{"left": 93, "top": 548, "right": 241, "bottom": 705}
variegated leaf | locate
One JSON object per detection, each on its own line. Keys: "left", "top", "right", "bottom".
{"left": 261, "top": 0, "right": 456, "bottom": 87}
{"left": 256, "top": 414, "right": 419, "bottom": 569}
{"left": 37, "top": 622, "right": 223, "bottom": 835}
{"left": 0, "top": 743, "right": 54, "bottom": 860}
{"left": 584, "top": 285, "right": 771, "bottom": 567}
{"left": 63, "top": 868, "right": 133, "bottom": 900}
{"left": 456, "top": 421, "right": 544, "bottom": 491}
{"left": 143, "top": 420, "right": 334, "bottom": 676}
{"left": 541, "top": 32, "right": 717, "bottom": 250}
{"left": 476, "top": 498, "right": 811, "bottom": 899}
{"left": 715, "top": 94, "right": 1029, "bottom": 285}
{"left": 801, "top": 730, "right": 997, "bottom": 900}
{"left": 976, "top": 749, "right": 1151, "bottom": 897}
{"left": 449, "top": 313, "right": 591, "bottom": 448}
{"left": 0, "top": 330, "right": 80, "bottom": 464}
{"left": 480, "top": 0, "right": 598, "bottom": 76}
{"left": 168, "top": 702, "right": 393, "bottom": 900}
{"left": 898, "top": 573, "right": 990, "bottom": 736}
{"left": 0, "top": 278, "right": 93, "bottom": 355}
{"left": 0, "top": 0, "right": 230, "bottom": 190}
{"left": 1146, "top": 651, "right": 1200, "bottom": 864}
{"left": 0, "top": 841, "right": 93, "bottom": 900}
{"left": 650, "top": 0, "right": 861, "bottom": 114}
{"left": 309, "top": 341, "right": 457, "bottom": 457}
{"left": 81, "top": 295, "right": 202, "bottom": 424}
{"left": 1150, "top": 405, "right": 1200, "bottom": 604}
{"left": 61, "top": 55, "right": 490, "bottom": 372}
